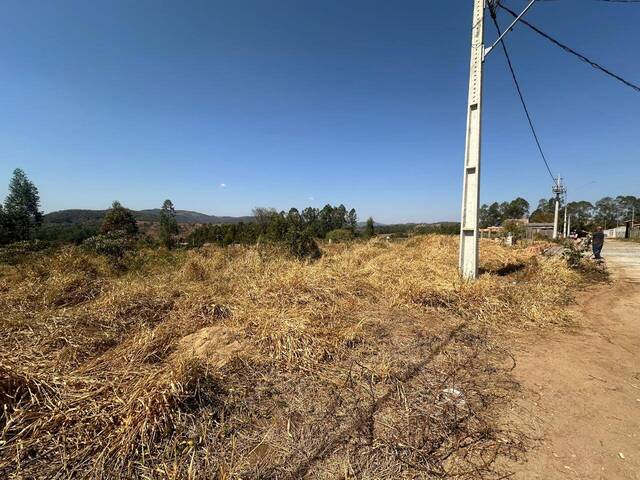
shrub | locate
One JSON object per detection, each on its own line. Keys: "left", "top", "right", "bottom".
{"left": 501, "top": 220, "right": 527, "bottom": 241}
{"left": 561, "top": 241, "right": 582, "bottom": 268}
{"left": 325, "top": 228, "right": 354, "bottom": 243}
{"left": 365, "top": 217, "right": 375, "bottom": 238}
{"left": 83, "top": 231, "right": 134, "bottom": 264}
{"left": 36, "top": 224, "right": 99, "bottom": 245}
{"left": 101, "top": 201, "right": 138, "bottom": 235}
{"left": 0, "top": 240, "right": 49, "bottom": 265}
{"left": 285, "top": 228, "right": 321, "bottom": 260}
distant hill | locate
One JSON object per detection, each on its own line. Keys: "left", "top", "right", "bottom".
{"left": 43, "top": 209, "right": 458, "bottom": 229}
{"left": 43, "top": 209, "right": 254, "bottom": 225}
{"left": 367, "top": 221, "right": 458, "bottom": 228}
{"left": 356, "top": 221, "right": 386, "bottom": 227}
{"left": 356, "top": 221, "right": 458, "bottom": 228}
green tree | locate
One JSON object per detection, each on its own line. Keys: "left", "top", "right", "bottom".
{"left": 333, "top": 204, "right": 347, "bottom": 230}
{"left": 347, "top": 208, "right": 358, "bottom": 232}
{"left": 101, "top": 201, "right": 138, "bottom": 235}
{"left": 0, "top": 205, "right": 9, "bottom": 244}
{"left": 286, "top": 208, "right": 302, "bottom": 229}
{"left": 302, "top": 207, "right": 318, "bottom": 225}
{"left": 479, "top": 205, "right": 490, "bottom": 228}
{"left": 480, "top": 197, "right": 530, "bottom": 227}
{"left": 302, "top": 207, "right": 321, "bottom": 236}
{"left": 159, "top": 199, "right": 179, "bottom": 248}
{"left": 566, "top": 201, "right": 594, "bottom": 230}
{"left": 319, "top": 205, "right": 334, "bottom": 236}
{"left": 365, "top": 217, "right": 375, "bottom": 238}
{"left": 503, "top": 197, "right": 530, "bottom": 220}
{"left": 2, "top": 168, "right": 43, "bottom": 243}
{"left": 266, "top": 212, "right": 288, "bottom": 241}
{"left": 616, "top": 195, "right": 638, "bottom": 223}
{"left": 479, "top": 202, "right": 502, "bottom": 228}
{"left": 529, "top": 198, "right": 557, "bottom": 223}
{"left": 253, "top": 207, "right": 278, "bottom": 234}
{"left": 223, "top": 224, "right": 237, "bottom": 245}
{"left": 594, "top": 197, "right": 618, "bottom": 228}
{"left": 488, "top": 202, "right": 502, "bottom": 226}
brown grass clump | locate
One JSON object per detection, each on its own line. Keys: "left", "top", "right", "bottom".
{"left": 0, "top": 247, "right": 109, "bottom": 311}
{"left": 0, "top": 236, "right": 587, "bottom": 478}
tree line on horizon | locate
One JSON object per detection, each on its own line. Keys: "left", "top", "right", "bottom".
{"left": 480, "top": 195, "right": 639, "bottom": 231}
{"left": 4, "top": 168, "right": 634, "bottom": 252}
{"left": 0, "top": 169, "right": 379, "bottom": 260}
{"left": 186, "top": 205, "right": 376, "bottom": 254}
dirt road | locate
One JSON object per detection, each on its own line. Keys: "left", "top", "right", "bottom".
{"left": 510, "top": 240, "right": 640, "bottom": 479}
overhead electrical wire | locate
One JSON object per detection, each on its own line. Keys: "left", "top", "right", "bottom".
{"left": 487, "top": 4, "right": 557, "bottom": 182}
{"left": 498, "top": 3, "right": 640, "bottom": 93}
{"left": 534, "top": 0, "right": 640, "bottom": 3}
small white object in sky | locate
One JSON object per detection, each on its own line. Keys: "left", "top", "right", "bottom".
{"left": 220, "top": 183, "right": 227, "bottom": 188}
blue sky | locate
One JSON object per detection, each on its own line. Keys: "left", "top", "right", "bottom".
{"left": 0, "top": 0, "right": 638, "bottom": 223}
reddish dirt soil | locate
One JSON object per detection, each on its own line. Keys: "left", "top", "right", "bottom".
{"left": 507, "top": 240, "right": 640, "bottom": 479}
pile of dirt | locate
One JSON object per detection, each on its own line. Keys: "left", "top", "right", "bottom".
{"left": 177, "top": 324, "right": 245, "bottom": 366}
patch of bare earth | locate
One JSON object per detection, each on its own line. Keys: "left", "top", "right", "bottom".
{"left": 503, "top": 265, "right": 640, "bottom": 478}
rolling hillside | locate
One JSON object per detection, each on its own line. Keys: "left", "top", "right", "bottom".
{"left": 43, "top": 209, "right": 253, "bottom": 225}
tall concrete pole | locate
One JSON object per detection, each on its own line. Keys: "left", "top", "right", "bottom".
{"left": 459, "top": 0, "right": 485, "bottom": 280}
{"left": 563, "top": 205, "right": 568, "bottom": 238}
{"left": 567, "top": 215, "right": 571, "bottom": 237}
{"left": 552, "top": 175, "right": 565, "bottom": 240}
{"left": 553, "top": 197, "right": 560, "bottom": 240}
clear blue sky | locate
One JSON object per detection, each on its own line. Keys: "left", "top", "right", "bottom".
{"left": 0, "top": 0, "right": 638, "bottom": 223}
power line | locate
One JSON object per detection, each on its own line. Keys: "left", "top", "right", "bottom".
{"left": 487, "top": 5, "right": 556, "bottom": 181}
{"left": 534, "top": 0, "right": 640, "bottom": 3}
{"left": 499, "top": 3, "right": 640, "bottom": 93}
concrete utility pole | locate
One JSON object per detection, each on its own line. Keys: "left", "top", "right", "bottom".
{"left": 552, "top": 175, "right": 566, "bottom": 240}
{"left": 459, "top": 0, "right": 537, "bottom": 279}
{"left": 567, "top": 214, "right": 571, "bottom": 237}
{"left": 553, "top": 199, "right": 560, "bottom": 239}
{"left": 563, "top": 204, "right": 568, "bottom": 238}
{"left": 459, "top": 0, "right": 485, "bottom": 280}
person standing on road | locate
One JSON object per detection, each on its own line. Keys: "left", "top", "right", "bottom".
{"left": 592, "top": 226, "right": 605, "bottom": 260}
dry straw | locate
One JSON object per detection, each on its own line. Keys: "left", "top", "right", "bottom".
{"left": 0, "top": 236, "right": 585, "bottom": 478}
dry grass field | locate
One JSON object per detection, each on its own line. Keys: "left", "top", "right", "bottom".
{"left": 0, "top": 236, "right": 586, "bottom": 479}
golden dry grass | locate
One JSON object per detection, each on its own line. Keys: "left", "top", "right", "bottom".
{"left": 0, "top": 236, "right": 585, "bottom": 479}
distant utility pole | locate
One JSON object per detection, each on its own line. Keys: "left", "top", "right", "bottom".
{"left": 459, "top": 0, "right": 537, "bottom": 279}
{"left": 563, "top": 204, "right": 568, "bottom": 238}
{"left": 552, "top": 175, "right": 566, "bottom": 240}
